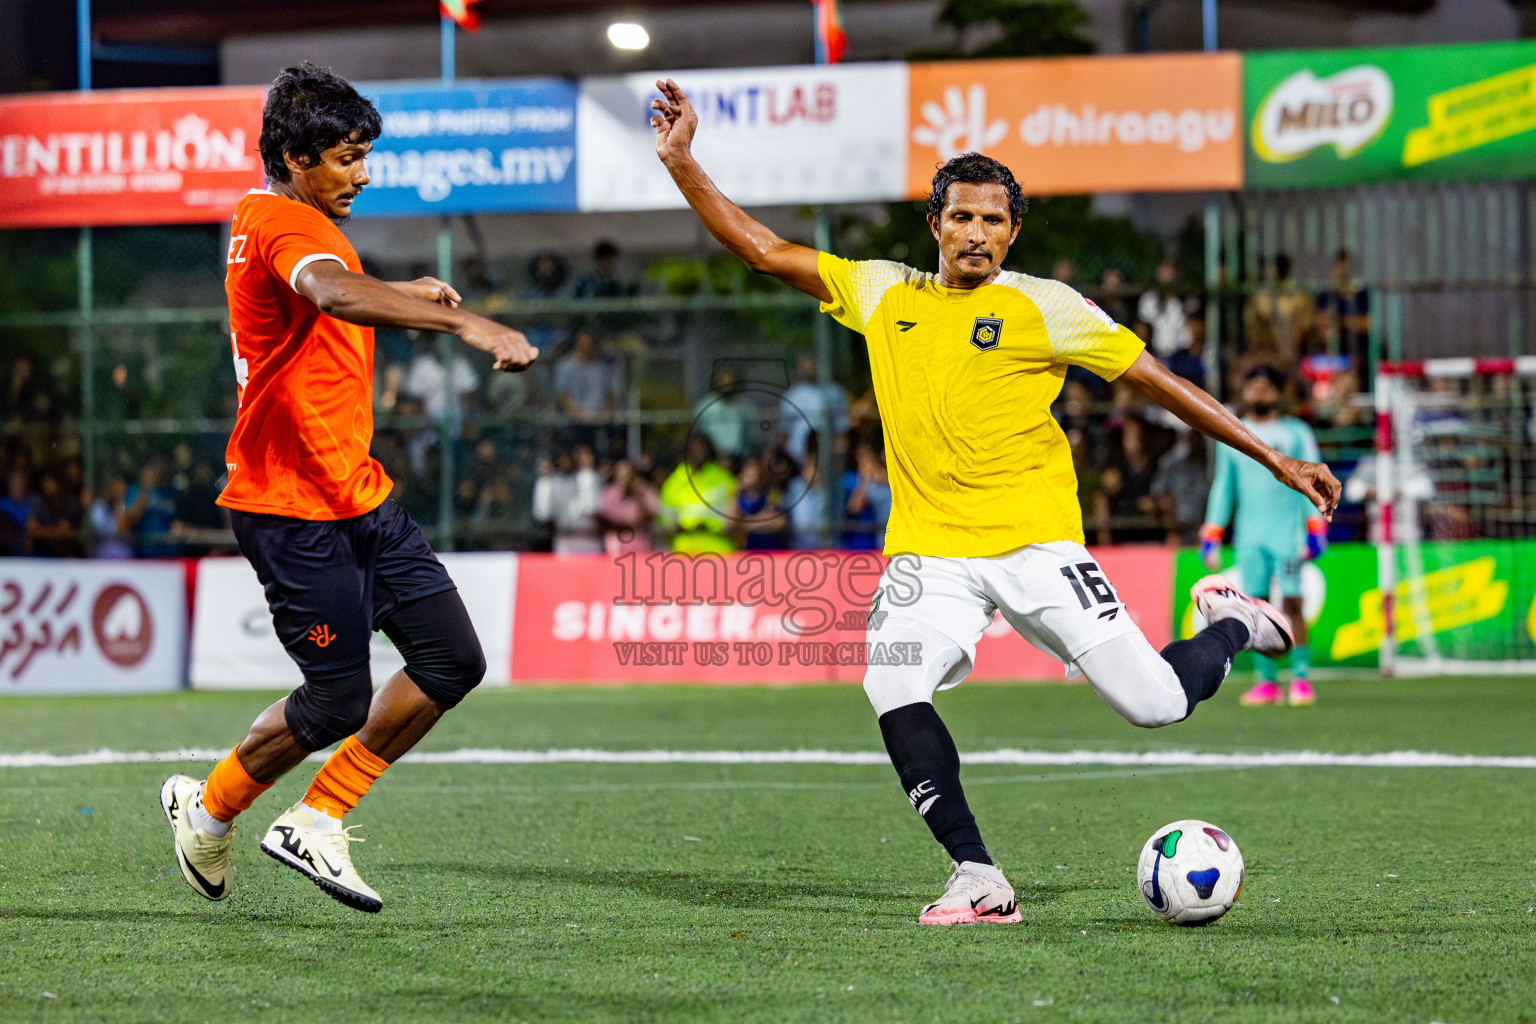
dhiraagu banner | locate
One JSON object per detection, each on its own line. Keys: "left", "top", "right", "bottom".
{"left": 1245, "top": 41, "right": 1536, "bottom": 188}
{"left": 1172, "top": 541, "right": 1536, "bottom": 669}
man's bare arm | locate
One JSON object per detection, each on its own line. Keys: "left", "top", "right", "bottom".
{"left": 1119, "top": 350, "right": 1342, "bottom": 519}
{"left": 295, "top": 261, "right": 538, "bottom": 372}
{"left": 386, "top": 276, "right": 462, "bottom": 307}
{"left": 652, "top": 79, "right": 830, "bottom": 303}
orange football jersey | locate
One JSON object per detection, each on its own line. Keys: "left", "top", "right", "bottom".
{"left": 219, "top": 189, "right": 391, "bottom": 520}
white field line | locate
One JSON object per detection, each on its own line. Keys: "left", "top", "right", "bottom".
{"left": 1, "top": 747, "right": 1534, "bottom": 770}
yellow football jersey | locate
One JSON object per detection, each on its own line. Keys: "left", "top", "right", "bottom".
{"left": 818, "top": 252, "right": 1144, "bottom": 558}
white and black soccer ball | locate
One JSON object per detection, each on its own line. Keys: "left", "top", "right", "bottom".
{"left": 1137, "top": 819, "right": 1244, "bottom": 925}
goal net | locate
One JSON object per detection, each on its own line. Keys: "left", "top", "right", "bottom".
{"left": 1373, "top": 358, "right": 1536, "bottom": 675}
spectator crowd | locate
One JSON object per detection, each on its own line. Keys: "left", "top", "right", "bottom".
{"left": 2, "top": 241, "right": 1411, "bottom": 560}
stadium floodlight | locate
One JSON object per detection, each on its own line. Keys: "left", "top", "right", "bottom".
{"left": 607, "top": 22, "right": 650, "bottom": 50}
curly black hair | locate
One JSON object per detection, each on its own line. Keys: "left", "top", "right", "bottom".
{"left": 259, "top": 62, "right": 382, "bottom": 184}
{"left": 925, "top": 152, "right": 1027, "bottom": 225}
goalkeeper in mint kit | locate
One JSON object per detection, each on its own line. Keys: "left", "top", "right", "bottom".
{"left": 1201, "top": 365, "right": 1327, "bottom": 706}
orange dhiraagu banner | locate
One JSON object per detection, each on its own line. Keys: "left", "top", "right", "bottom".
{"left": 907, "top": 53, "right": 1244, "bottom": 197}
{"left": 0, "top": 87, "right": 267, "bottom": 228}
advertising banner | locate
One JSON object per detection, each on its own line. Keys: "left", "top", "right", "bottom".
{"left": 190, "top": 552, "right": 517, "bottom": 689}
{"left": 511, "top": 547, "right": 1170, "bottom": 684}
{"left": 358, "top": 79, "right": 578, "bottom": 216}
{"left": 1245, "top": 41, "right": 1536, "bottom": 188}
{"left": 906, "top": 53, "right": 1243, "bottom": 197}
{"left": 577, "top": 63, "right": 909, "bottom": 211}
{"left": 1171, "top": 541, "right": 1536, "bottom": 668}
{"left": 0, "top": 559, "right": 185, "bottom": 695}
{"left": 0, "top": 87, "right": 266, "bottom": 229}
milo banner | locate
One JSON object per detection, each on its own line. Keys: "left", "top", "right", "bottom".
{"left": 1173, "top": 541, "right": 1536, "bottom": 669}
{"left": 1245, "top": 41, "right": 1536, "bottom": 189}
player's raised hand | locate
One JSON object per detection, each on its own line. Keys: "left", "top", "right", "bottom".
{"left": 458, "top": 317, "right": 539, "bottom": 373}
{"left": 1273, "top": 456, "right": 1342, "bottom": 521}
{"left": 391, "top": 277, "right": 461, "bottom": 307}
{"left": 652, "top": 79, "right": 698, "bottom": 163}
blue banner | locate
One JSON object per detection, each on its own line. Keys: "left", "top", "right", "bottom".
{"left": 356, "top": 79, "right": 577, "bottom": 216}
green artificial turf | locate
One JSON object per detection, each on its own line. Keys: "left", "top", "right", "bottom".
{"left": 2, "top": 676, "right": 1534, "bottom": 1023}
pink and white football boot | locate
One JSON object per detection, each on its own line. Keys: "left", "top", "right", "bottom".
{"left": 917, "top": 861, "right": 1022, "bottom": 925}
{"left": 1191, "top": 574, "right": 1295, "bottom": 657}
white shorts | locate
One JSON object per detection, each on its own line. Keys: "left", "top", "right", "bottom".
{"left": 864, "top": 541, "right": 1187, "bottom": 727}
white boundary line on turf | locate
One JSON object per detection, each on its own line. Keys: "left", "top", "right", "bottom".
{"left": 2, "top": 747, "right": 1535, "bottom": 770}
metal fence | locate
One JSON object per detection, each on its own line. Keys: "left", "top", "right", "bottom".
{"left": 1225, "top": 180, "right": 1536, "bottom": 366}
{"left": 3, "top": 181, "right": 1534, "bottom": 557}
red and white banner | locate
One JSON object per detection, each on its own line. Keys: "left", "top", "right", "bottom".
{"left": 511, "top": 548, "right": 1171, "bottom": 684}
{"left": 0, "top": 559, "right": 185, "bottom": 695}
{"left": 0, "top": 87, "right": 267, "bottom": 228}
{"left": 190, "top": 553, "right": 517, "bottom": 690}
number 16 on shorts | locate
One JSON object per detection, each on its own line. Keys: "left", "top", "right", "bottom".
{"left": 1060, "top": 562, "right": 1122, "bottom": 620}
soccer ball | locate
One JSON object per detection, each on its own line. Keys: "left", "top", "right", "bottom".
{"left": 1137, "top": 819, "right": 1244, "bottom": 925}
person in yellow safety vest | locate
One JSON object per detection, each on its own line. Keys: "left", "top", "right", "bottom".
{"left": 658, "top": 434, "right": 737, "bottom": 554}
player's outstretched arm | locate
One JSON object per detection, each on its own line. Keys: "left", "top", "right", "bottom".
{"left": 1119, "top": 350, "right": 1342, "bottom": 519}
{"left": 295, "top": 262, "right": 538, "bottom": 372}
{"left": 652, "top": 79, "right": 830, "bottom": 303}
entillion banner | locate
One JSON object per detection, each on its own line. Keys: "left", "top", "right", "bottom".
{"left": 0, "top": 86, "right": 267, "bottom": 228}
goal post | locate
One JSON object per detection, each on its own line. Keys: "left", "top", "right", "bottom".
{"left": 1372, "top": 358, "right": 1536, "bottom": 676}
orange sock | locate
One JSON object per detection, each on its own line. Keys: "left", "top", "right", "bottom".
{"left": 303, "top": 736, "right": 390, "bottom": 819}
{"left": 201, "top": 746, "right": 274, "bottom": 823}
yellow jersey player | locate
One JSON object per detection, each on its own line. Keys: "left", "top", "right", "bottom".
{"left": 652, "top": 79, "right": 1341, "bottom": 925}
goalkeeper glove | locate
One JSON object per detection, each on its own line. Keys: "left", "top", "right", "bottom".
{"left": 1199, "top": 523, "right": 1223, "bottom": 571}
{"left": 1304, "top": 516, "right": 1328, "bottom": 561}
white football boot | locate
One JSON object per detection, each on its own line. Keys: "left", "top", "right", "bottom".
{"left": 159, "top": 774, "right": 233, "bottom": 901}
{"left": 1191, "top": 574, "right": 1295, "bottom": 657}
{"left": 260, "top": 802, "right": 382, "bottom": 913}
{"left": 918, "top": 861, "right": 1023, "bottom": 925}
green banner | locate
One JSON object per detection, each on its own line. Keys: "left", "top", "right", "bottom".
{"left": 1172, "top": 541, "right": 1536, "bottom": 669}
{"left": 1245, "top": 41, "right": 1536, "bottom": 188}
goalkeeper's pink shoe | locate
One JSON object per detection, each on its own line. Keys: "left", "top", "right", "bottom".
{"left": 1239, "top": 681, "right": 1285, "bottom": 706}
{"left": 1287, "top": 679, "right": 1317, "bottom": 706}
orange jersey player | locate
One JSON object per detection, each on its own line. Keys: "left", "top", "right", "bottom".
{"left": 221, "top": 181, "right": 391, "bottom": 519}
{"left": 159, "top": 63, "right": 538, "bottom": 913}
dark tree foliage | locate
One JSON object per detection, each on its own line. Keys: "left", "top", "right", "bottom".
{"left": 908, "top": 0, "right": 1096, "bottom": 61}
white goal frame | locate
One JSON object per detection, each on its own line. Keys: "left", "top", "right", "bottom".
{"left": 1374, "top": 357, "right": 1536, "bottom": 677}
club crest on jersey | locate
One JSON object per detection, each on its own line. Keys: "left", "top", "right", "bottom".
{"left": 970, "top": 317, "right": 1003, "bottom": 351}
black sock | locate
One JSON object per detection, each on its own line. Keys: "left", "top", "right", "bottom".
{"left": 877, "top": 703, "right": 991, "bottom": 866}
{"left": 1160, "top": 618, "right": 1250, "bottom": 717}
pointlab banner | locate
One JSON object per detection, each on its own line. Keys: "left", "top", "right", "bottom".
{"left": 1246, "top": 40, "right": 1536, "bottom": 188}
{"left": 357, "top": 79, "right": 578, "bottom": 216}
{"left": 576, "top": 63, "right": 909, "bottom": 211}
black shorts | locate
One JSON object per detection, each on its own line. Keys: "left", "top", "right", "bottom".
{"left": 230, "top": 499, "right": 460, "bottom": 686}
